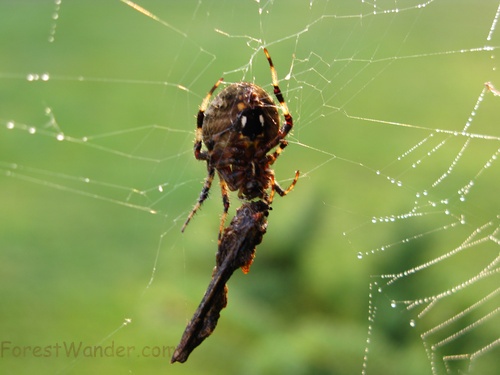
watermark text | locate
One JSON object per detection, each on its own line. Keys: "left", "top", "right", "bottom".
{"left": 1, "top": 341, "right": 175, "bottom": 359}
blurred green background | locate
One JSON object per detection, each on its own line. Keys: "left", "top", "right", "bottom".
{"left": 1, "top": 1, "right": 499, "bottom": 374}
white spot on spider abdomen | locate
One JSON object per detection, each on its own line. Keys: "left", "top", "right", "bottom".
{"left": 259, "top": 114, "right": 264, "bottom": 127}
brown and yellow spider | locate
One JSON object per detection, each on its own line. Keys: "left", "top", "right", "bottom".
{"left": 182, "top": 48, "right": 299, "bottom": 237}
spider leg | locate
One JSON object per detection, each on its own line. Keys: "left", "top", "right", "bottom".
{"left": 266, "top": 139, "right": 288, "bottom": 166}
{"left": 275, "top": 170, "right": 300, "bottom": 196}
{"left": 182, "top": 166, "right": 216, "bottom": 232}
{"left": 183, "top": 78, "right": 224, "bottom": 232}
{"left": 262, "top": 49, "right": 300, "bottom": 203}
{"left": 267, "top": 170, "right": 300, "bottom": 205}
{"left": 194, "top": 78, "right": 224, "bottom": 161}
{"left": 255, "top": 48, "right": 294, "bottom": 160}
{"left": 218, "top": 176, "right": 230, "bottom": 244}
{"left": 264, "top": 48, "right": 293, "bottom": 138}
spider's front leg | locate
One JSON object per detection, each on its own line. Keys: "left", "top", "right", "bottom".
{"left": 194, "top": 108, "right": 209, "bottom": 161}
{"left": 264, "top": 48, "right": 294, "bottom": 138}
{"left": 266, "top": 139, "right": 288, "bottom": 166}
{"left": 194, "top": 139, "right": 209, "bottom": 161}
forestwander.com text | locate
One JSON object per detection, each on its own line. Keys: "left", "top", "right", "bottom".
{"left": 1, "top": 341, "right": 176, "bottom": 358}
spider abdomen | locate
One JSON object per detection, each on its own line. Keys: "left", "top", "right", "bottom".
{"left": 200, "top": 82, "right": 281, "bottom": 199}
{"left": 202, "top": 82, "right": 279, "bottom": 149}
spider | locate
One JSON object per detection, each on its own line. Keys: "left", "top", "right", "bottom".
{"left": 182, "top": 48, "right": 299, "bottom": 237}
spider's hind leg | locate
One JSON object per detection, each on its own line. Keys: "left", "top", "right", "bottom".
{"left": 181, "top": 166, "right": 215, "bottom": 232}
{"left": 218, "top": 178, "right": 230, "bottom": 244}
{"left": 267, "top": 170, "right": 300, "bottom": 205}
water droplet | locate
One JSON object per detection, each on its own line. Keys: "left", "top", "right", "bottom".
{"left": 158, "top": 185, "right": 164, "bottom": 192}
{"left": 390, "top": 301, "right": 396, "bottom": 308}
{"left": 6, "top": 121, "right": 14, "bottom": 129}
{"left": 41, "top": 73, "right": 50, "bottom": 81}
{"left": 409, "top": 319, "right": 416, "bottom": 327}
{"left": 26, "top": 73, "right": 39, "bottom": 81}
{"left": 357, "top": 252, "right": 363, "bottom": 259}
{"left": 56, "top": 133, "right": 64, "bottom": 141}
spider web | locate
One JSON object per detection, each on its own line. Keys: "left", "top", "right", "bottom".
{"left": 1, "top": 1, "right": 499, "bottom": 374}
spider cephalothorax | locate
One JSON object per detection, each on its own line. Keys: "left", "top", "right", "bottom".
{"left": 182, "top": 48, "right": 299, "bottom": 237}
